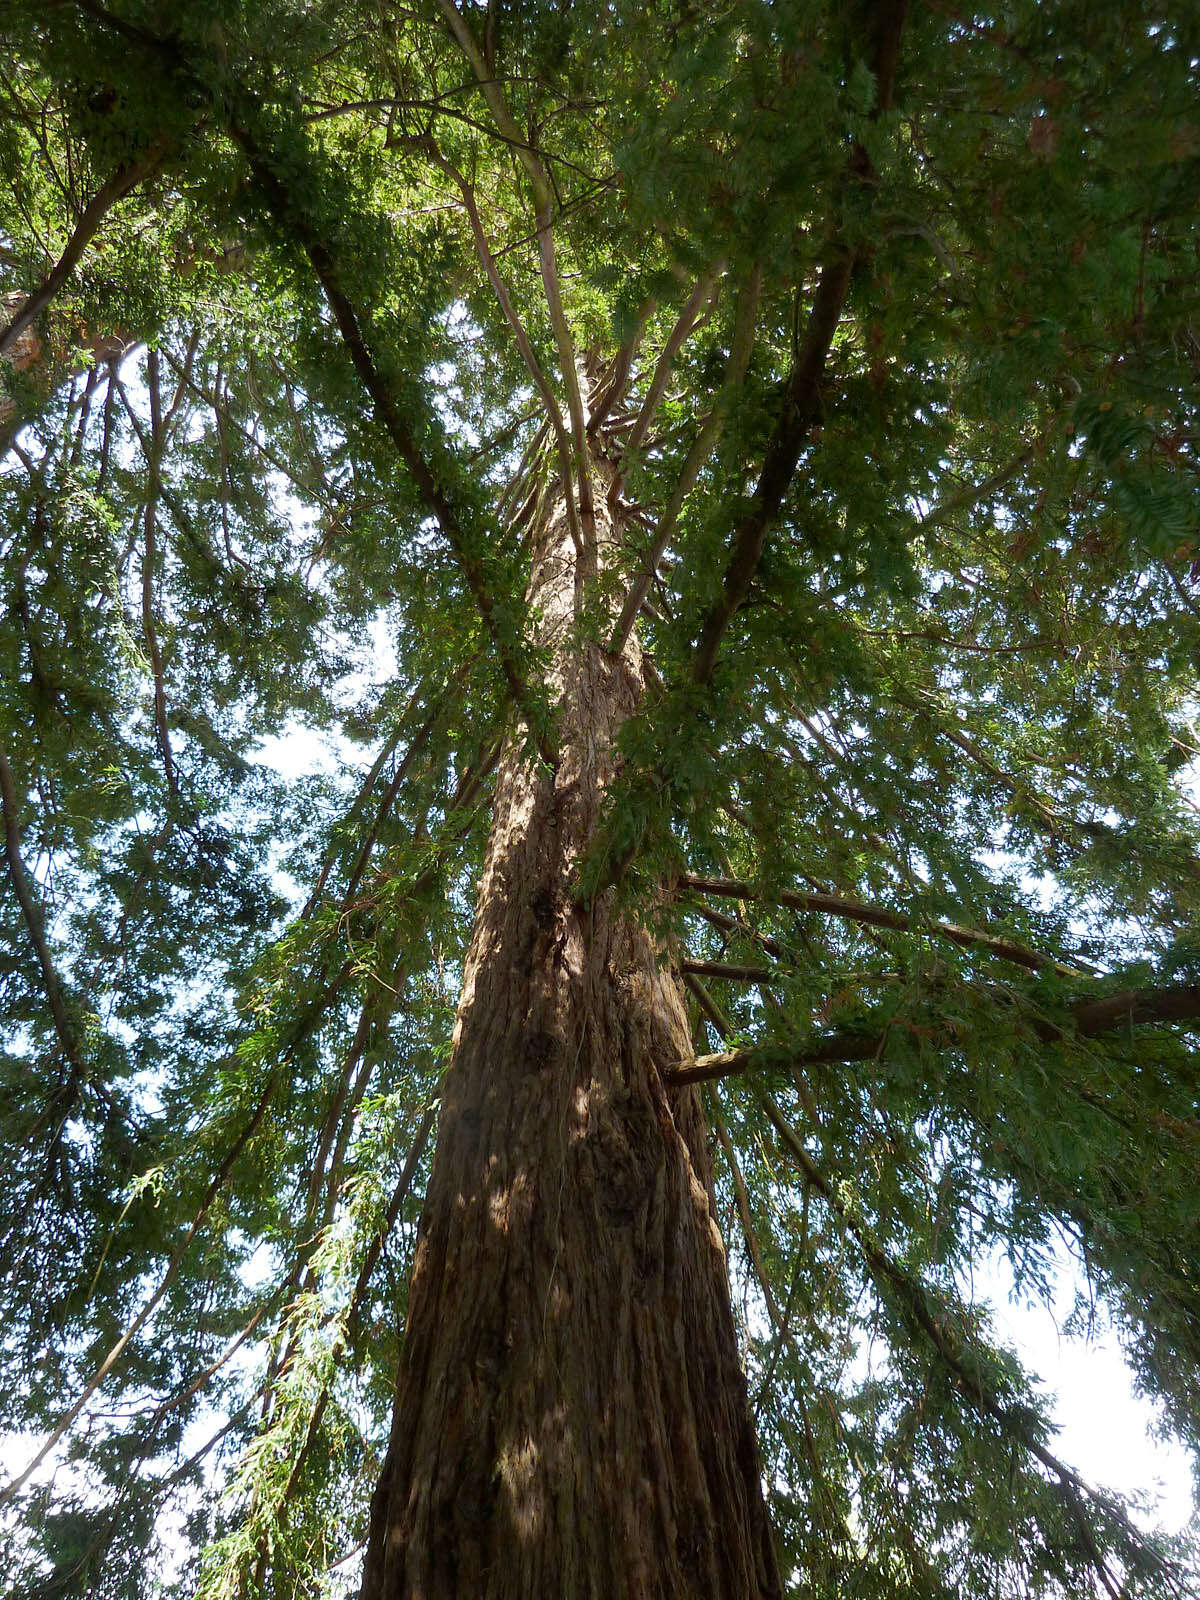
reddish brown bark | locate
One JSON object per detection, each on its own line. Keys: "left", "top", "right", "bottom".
{"left": 0, "top": 287, "right": 135, "bottom": 453}
{"left": 361, "top": 465, "right": 780, "bottom": 1598}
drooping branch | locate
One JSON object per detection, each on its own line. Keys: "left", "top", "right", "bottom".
{"left": 0, "top": 1069, "right": 280, "bottom": 1510}
{"left": 696, "top": 974, "right": 1163, "bottom": 1590}
{"left": 4, "top": 915, "right": 364, "bottom": 1504}
{"left": 666, "top": 981, "right": 1200, "bottom": 1087}
{"left": 0, "top": 748, "right": 86, "bottom": 1078}
{"left": 223, "top": 115, "right": 553, "bottom": 759}
{"left": 677, "top": 873, "right": 1082, "bottom": 975}
{"left": 334, "top": 664, "right": 481, "bottom": 913}
{"left": 689, "top": 1, "right": 908, "bottom": 685}
{"left": 0, "top": 142, "right": 167, "bottom": 359}
{"left": 6, "top": 1301, "right": 274, "bottom": 1598}
{"left": 703, "top": 1003, "right": 855, "bottom": 1540}
{"left": 64, "top": 6, "right": 549, "bottom": 752}
{"left": 278, "top": 1103, "right": 436, "bottom": 1503}
{"left": 0, "top": 727, "right": 495, "bottom": 1511}
{"left": 760, "top": 1091, "right": 1182, "bottom": 1599}
{"left": 300, "top": 683, "right": 428, "bottom": 918}
{"left": 711, "top": 1105, "right": 786, "bottom": 1332}
{"left": 254, "top": 978, "right": 409, "bottom": 1551}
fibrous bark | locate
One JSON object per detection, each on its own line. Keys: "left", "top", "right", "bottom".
{"left": 0, "top": 287, "right": 135, "bottom": 454}
{"left": 361, "top": 453, "right": 780, "bottom": 1599}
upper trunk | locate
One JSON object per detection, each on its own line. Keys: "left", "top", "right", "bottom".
{"left": 0, "top": 289, "right": 134, "bottom": 455}
{"left": 360, "top": 446, "right": 781, "bottom": 1599}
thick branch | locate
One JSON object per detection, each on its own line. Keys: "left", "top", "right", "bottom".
{"left": 620, "top": 261, "right": 725, "bottom": 468}
{"left": 689, "top": 1, "right": 908, "bottom": 684}
{"left": 587, "top": 297, "right": 654, "bottom": 434}
{"left": 666, "top": 982, "right": 1200, "bottom": 1086}
{"left": 680, "top": 957, "right": 775, "bottom": 983}
{"left": 1071, "top": 984, "right": 1200, "bottom": 1035}
{"left": 0, "top": 145, "right": 166, "bottom": 359}
{"left": 610, "top": 262, "right": 759, "bottom": 654}
{"left": 677, "top": 873, "right": 1080, "bottom": 975}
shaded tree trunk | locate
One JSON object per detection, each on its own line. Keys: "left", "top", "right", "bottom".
{"left": 0, "top": 288, "right": 135, "bottom": 455}
{"left": 360, "top": 451, "right": 781, "bottom": 1599}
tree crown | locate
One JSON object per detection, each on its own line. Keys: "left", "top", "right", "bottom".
{"left": 1, "top": 2, "right": 1198, "bottom": 1595}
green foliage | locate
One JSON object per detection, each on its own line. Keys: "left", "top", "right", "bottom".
{"left": 0, "top": 1, "right": 1198, "bottom": 1597}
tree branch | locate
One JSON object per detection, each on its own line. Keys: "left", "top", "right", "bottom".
{"left": 679, "top": 957, "right": 775, "bottom": 983}
{"left": 68, "top": 0, "right": 552, "bottom": 758}
{"left": 687, "top": 898, "right": 785, "bottom": 960}
{"left": 280, "top": 1103, "right": 435, "bottom": 1502}
{"left": 689, "top": 1, "right": 908, "bottom": 684}
{"left": 618, "top": 260, "right": 725, "bottom": 470}
{"left": 224, "top": 114, "right": 553, "bottom": 762}
{"left": 0, "top": 1068, "right": 279, "bottom": 1509}
{"left": 0, "top": 144, "right": 166, "bottom": 359}
{"left": 423, "top": 142, "right": 583, "bottom": 556}
{"left": 914, "top": 444, "right": 1036, "bottom": 535}
{"left": 666, "top": 982, "right": 1200, "bottom": 1086}
{"left": 760, "top": 1091, "right": 1181, "bottom": 1599}
{"left": 586, "top": 296, "right": 655, "bottom": 434}
{"left": 677, "top": 873, "right": 1082, "bottom": 976}
{"left": 610, "top": 262, "right": 759, "bottom": 654}
{"left": 436, "top": 0, "right": 593, "bottom": 548}
{"left": 0, "top": 748, "right": 86, "bottom": 1077}
{"left": 140, "top": 349, "right": 178, "bottom": 797}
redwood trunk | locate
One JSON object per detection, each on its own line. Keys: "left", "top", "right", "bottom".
{"left": 360, "top": 460, "right": 780, "bottom": 1599}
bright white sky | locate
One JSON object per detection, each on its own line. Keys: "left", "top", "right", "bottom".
{"left": 982, "top": 1245, "right": 1195, "bottom": 1535}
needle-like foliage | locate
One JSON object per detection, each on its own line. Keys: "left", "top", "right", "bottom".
{"left": 0, "top": 2, "right": 1198, "bottom": 1596}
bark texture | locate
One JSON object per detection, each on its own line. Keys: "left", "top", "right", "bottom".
{"left": 0, "top": 288, "right": 134, "bottom": 454}
{"left": 361, "top": 459, "right": 780, "bottom": 1599}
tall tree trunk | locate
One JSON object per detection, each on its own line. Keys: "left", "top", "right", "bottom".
{"left": 360, "top": 454, "right": 781, "bottom": 1599}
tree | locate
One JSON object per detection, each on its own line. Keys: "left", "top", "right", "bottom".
{"left": 1, "top": 0, "right": 1198, "bottom": 1594}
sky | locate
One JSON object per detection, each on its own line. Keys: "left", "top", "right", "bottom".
{"left": 983, "top": 1244, "right": 1195, "bottom": 1535}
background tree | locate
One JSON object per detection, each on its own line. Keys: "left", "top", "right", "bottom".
{"left": 1, "top": 0, "right": 1198, "bottom": 1596}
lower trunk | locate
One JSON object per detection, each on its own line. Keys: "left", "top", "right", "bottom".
{"left": 360, "top": 469, "right": 780, "bottom": 1599}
